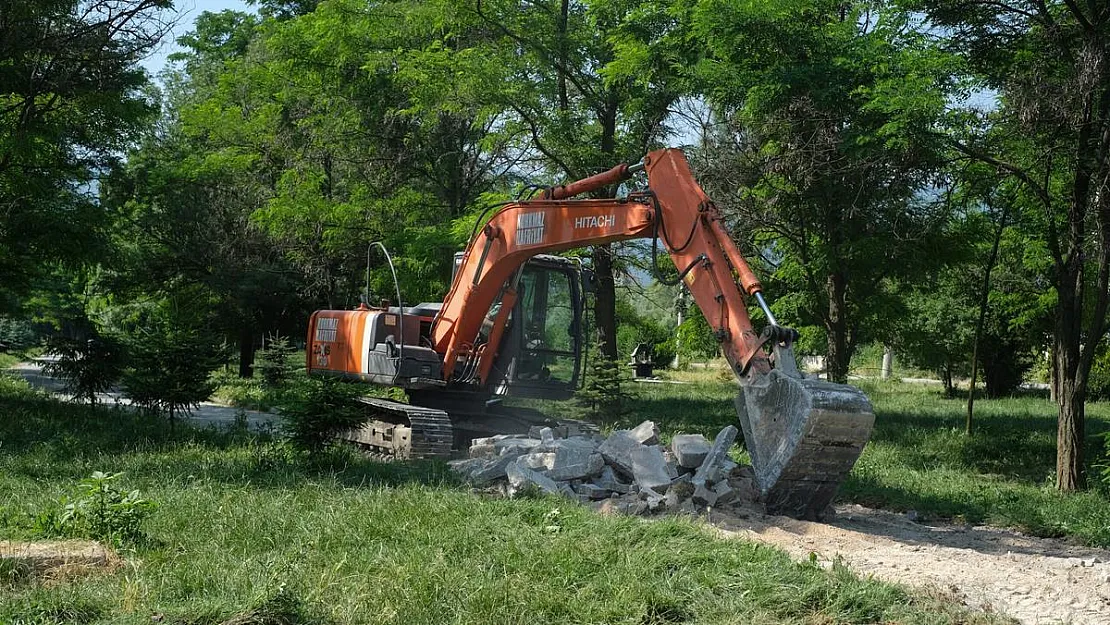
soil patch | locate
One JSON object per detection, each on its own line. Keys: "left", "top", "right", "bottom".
{"left": 708, "top": 504, "right": 1110, "bottom": 625}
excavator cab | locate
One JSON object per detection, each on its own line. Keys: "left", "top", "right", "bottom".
{"left": 487, "top": 255, "right": 585, "bottom": 400}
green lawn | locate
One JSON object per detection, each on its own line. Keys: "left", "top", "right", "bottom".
{"left": 0, "top": 375, "right": 1003, "bottom": 625}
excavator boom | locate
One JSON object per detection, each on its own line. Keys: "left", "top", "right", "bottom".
{"left": 432, "top": 148, "right": 875, "bottom": 519}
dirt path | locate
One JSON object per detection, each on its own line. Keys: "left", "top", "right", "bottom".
{"left": 707, "top": 504, "right": 1110, "bottom": 624}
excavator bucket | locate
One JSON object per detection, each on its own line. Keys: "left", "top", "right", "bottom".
{"left": 735, "top": 345, "right": 875, "bottom": 520}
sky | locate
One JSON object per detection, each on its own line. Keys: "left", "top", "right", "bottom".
{"left": 140, "top": 0, "right": 254, "bottom": 76}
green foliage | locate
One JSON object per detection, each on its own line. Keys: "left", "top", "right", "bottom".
{"left": 119, "top": 298, "right": 224, "bottom": 422}
{"left": 1087, "top": 348, "right": 1110, "bottom": 402}
{"left": 0, "top": 317, "right": 39, "bottom": 350}
{"left": 34, "top": 471, "right": 155, "bottom": 548}
{"left": 43, "top": 334, "right": 124, "bottom": 404}
{"left": 575, "top": 342, "right": 631, "bottom": 424}
{"left": 0, "top": 0, "right": 166, "bottom": 308}
{"left": 615, "top": 296, "right": 675, "bottom": 366}
{"left": 676, "top": 306, "right": 719, "bottom": 363}
{"left": 255, "top": 335, "right": 298, "bottom": 387}
{"left": 279, "top": 376, "right": 366, "bottom": 450}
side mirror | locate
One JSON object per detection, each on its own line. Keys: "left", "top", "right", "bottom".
{"left": 581, "top": 268, "right": 597, "bottom": 294}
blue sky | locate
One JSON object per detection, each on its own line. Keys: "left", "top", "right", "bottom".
{"left": 141, "top": 0, "right": 254, "bottom": 76}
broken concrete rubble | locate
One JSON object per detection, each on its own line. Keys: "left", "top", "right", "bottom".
{"left": 449, "top": 419, "right": 763, "bottom": 517}
{"left": 506, "top": 460, "right": 562, "bottom": 497}
{"left": 629, "top": 420, "right": 660, "bottom": 445}
{"left": 692, "top": 425, "right": 738, "bottom": 489}
{"left": 630, "top": 445, "right": 675, "bottom": 492}
{"left": 670, "top": 434, "right": 711, "bottom": 469}
{"left": 597, "top": 430, "right": 640, "bottom": 476}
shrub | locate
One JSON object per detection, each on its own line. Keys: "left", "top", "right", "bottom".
{"left": 43, "top": 334, "right": 124, "bottom": 403}
{"left": 34, "top": 472, "right": 156, "bottom": 548}
{"left": 120, "top": 304, "right": 223, "bottom": 423}
{"left": 280, "top": 376, "right": 366, "bottom": 450}
{"left": 255, "top": 334, "right": 297, "bottom": 387}
{"left": 575, "top": 342, "right": 631, "bottom": 424}
{"left": 0, "top": 316, "right": 39, "bottom": 351}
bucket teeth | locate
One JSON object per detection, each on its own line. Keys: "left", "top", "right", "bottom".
{"left": 736, "top": 370, "right": 875, "bottom": 520}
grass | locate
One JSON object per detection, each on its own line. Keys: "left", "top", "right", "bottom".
{"left": 843, "top": 380, "right": 1110, "bottom": 545}
{"left": 0, "top": 374, "right": 1002, "bottom": 625}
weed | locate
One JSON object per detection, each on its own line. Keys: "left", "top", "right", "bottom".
{"left": 34, "top": 472, "right": 156, "bottom": 548}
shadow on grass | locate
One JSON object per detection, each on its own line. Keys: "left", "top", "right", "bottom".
{"left": 0, "top": 388, "right": 455, "bottom": 492}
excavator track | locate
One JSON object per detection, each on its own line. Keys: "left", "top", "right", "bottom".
{"left": 337, "top": 397, "right": 454, "bottom": 460}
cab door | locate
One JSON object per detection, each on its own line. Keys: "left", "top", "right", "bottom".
{"left": 490, "top": 256, "right": 584, "bottom": 399}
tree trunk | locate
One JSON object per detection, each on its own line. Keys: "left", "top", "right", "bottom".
{"left": 239, "top": 325, "right": 256, "bottom": 379}
{"left": 825, "top": 271, "right": 849, "bottom": 383}
{"left": 592, "top": 91, "right": 620, "bottom": 361}
{"left": 942, "top": 363, "right": 954, "bottom": 398}
{"left": 967, "top": 205, "right": 1007, "bottom": 434}
{"left": 594, "top": 244, "right": 619, "bottom": 360}
{"left": 1054, "top": 276, "right": 1086, "bottom": 491}
{"left": 1056, "top": 349, "right": 1086, "bottom": 491}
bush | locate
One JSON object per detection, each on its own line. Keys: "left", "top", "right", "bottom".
{"left": 120, "top": 303, "right": 223, "bottom": 423}
{"left": 44, "top": 334, "right": 124, "bottom": 403}
{"left": 255, "top": 334, "right": 297, "bottom": 387}
{"left": 676, "top": 306, "right": 718, "bottom": 362}
{"left": 575, "top": 341, "right": 631, "bottom": 424}
{"left": 280, "top": 376, "right": 366, "bottom": 450}
{"left": 34, "top": 472, "right": 156, "bottom": 548}
{"left": 0, "top": 316, "right": 39, "bottom": 351}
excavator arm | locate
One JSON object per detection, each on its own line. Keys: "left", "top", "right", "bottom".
{"left": 433, "top": 148, "right": 875, "bottom": 520}
{"left": 433, "top": 149, "right": 777, "bottom": 383}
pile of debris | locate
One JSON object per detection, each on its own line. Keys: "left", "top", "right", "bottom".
{"left": 448, "top": 421, "right": 762, "bottom": 515}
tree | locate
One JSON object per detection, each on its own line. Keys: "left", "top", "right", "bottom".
{"left": 472, "top": 0, "right": 682, "bottom": 360}
{"left": 683, "top": 0, "right": 952, "bottom": 383}
{"left": 0, "top": 0, "right": 169, "bottom": 309}
{"left": 119, "top": 293, "right": 224, "bottom": 425}
{"left": 905, "top": 0, "right": 1110, "bottom": 490}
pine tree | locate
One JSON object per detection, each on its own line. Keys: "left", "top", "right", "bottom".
{"left": 575, "top": 340, "right": 631, "bottom": 424}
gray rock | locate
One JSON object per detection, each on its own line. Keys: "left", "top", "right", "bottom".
{"left": 517, "top": 441, "right": 604, "bottom": 481}
{"left": 640, "top": 486, "right": 666, "bottom": 511}
{"left": 692, "top": 425, "right": 738, "bottom": 489}
{"left": 708, "top": 459, "right": 738, "bottom": 483}
{"left": 631, "top": 444, "right": 674, "bottom": 492}
{"left": 629, "top": 420, "right": 660, "bottom": 445}
{"left": 598, "top": 430, "right": 641, "bottom": 476}
{"left": 539, "top": 426, "right": 555, "bottom": 447}
{"left": 518, "top": 452, "right": 556, "bottom": 471}
{"left": 506, "top": 459, "right": 563, "bottom": 497}
{"left": 692, "top": 483, "right": 719, "bottom": 507}
{"left": 447, "top": 455, "right": 516, "bottom": 485}
{"left": 595, "top": 465, "right": 632, "bottom": 494}
{"left": 712, "top": 480, "right": 736, "bottom": 504}
{"left": 671, "top": 433, "right": 711, "bottom": 469}
{"left": 573, "top": 482, "right": 612, "bottom": 500}
{"left": 495, "top": 437, "right": 542, "bottom": 457}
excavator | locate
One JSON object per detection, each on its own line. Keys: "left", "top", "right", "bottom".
{"left": 306, "top": 148, "right": 875, "bottom": 520}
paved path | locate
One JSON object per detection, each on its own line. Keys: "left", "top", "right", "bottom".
{"left": 6, "top": 359, "right": 281, "bottom": 432}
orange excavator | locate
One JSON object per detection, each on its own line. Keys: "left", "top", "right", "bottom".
{"left": 306, "top": 148, "right": 874, "bottom": 519}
